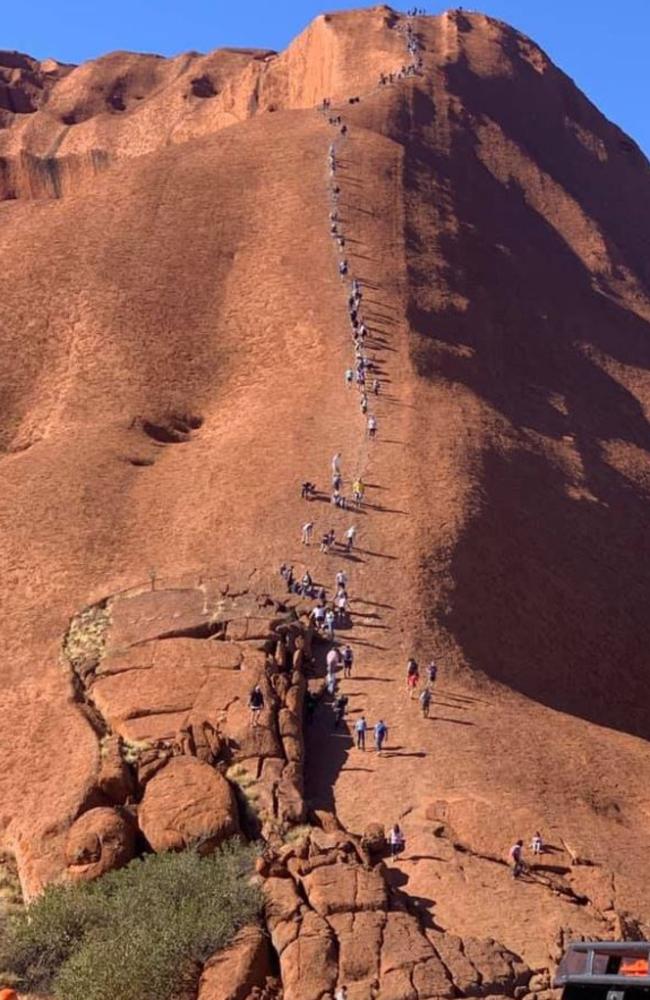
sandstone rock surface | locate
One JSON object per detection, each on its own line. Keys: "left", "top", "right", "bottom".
{"left": 138, "top": 757, "right": 239, "bottom": 853}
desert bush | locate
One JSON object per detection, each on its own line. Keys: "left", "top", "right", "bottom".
{"left": 0, "top": 841, "right": 260, "bottom": 1000}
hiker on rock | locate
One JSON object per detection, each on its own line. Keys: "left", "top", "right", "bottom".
{"left": 326, "top": 658, "right": 337, "bottom": 696}
{"left": 389, "top": 823, "right": 405, "bottom": 859}
{"left": 336, "top": 569, "right": 348, "bottom": 590}
{"left": 360, "top": 393, "right": 369, "bottom": 415}
{"left": 336, "top": 589, "right": 349, "bottom": 623}
{"left": 509, "top": 839, "right": 525, "bottom": 878}
{"left": 301, "top": 521, "right": 314, "bottom": 545}
{"left": 342, "top": 643, "right": 354, "bottom": 678}
{"left": 426, "top": 660, "right": 437, "bottom": 687}
{"left": 419, "top": 686, "right": 432, "bottom": 718}
{"left": 374, "top": 718, "right": 388, "bottom": 752}
{"left": 531, "top": 831, "right": 544, "bottom": 855}
{"left": 333, "top": 692, "right": 348, "bottom": 727}
{"left": 372, "top": 378, "right": 380, "bottom": 395}
{"left": 407, "top": 666, "right": 420, "bottom": 699}
{"left": 332, "top": 452, "right": 342, "bottom": 476}
{"left": 345, "top": 525, "right": 357, "bottom": 552}
{"left": 311, "top": 603, "right": 326, "bottom": 629}
{"left": 339, "top": 259, "right": 348, "bottom": 276}
{"left": 355, "top": 714, "right": 367, "bottom": 749}
{"left": 345, "top": 368, "right": 354, "bottom": 387}
{"left": 248, "top": 685, "right": 264, "bottom": 726}
{"left": 325, "top": 607, "right": 336, "bottom": 640}
{"left": 301, "top": 480, "right": 316, "bottom": 500}
{"left": 301, "top": 570, "right": 313, "bottom": 597}
{"left": 368, "top": 414, "right": 377, "bottom": 438}
{"left": 327, "top": 646, "right": 341, "bottom": 674}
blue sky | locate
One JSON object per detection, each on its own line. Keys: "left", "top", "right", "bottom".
{"left": 5, "top": 1, "right": 649, "bottom": 154}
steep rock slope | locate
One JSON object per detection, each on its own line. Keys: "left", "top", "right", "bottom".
{"left": 1, "top": 3, "right": 650, "bottom": 991}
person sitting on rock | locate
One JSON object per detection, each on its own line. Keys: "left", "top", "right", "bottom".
{"left": 248, "top": 685, "right": 264, "bottom": 727}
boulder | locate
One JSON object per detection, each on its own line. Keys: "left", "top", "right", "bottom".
{"left": 139, "top": 757, "right": 239, "bottom": 853}
{"left": 65, "top": 806, "right": 135, "bottom": 880}
{"left": 361, "top": 822, "right": 386, "bottom": 856}
{"left": 199, "top": 925, "right": 271, "bottom": 1000}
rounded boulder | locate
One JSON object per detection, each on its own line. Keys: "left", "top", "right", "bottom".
{"left": 65, "top": 806, "right": 136, "bottom": 880}
{"left": 139, "top": 756, "right": 239, "bottom": 853}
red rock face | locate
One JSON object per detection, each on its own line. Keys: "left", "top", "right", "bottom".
{"left": 0, "top": 4, "right": 650, "bottom": 992}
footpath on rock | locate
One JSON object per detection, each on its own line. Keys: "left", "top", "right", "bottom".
{"left": 1, "top": 6, "right": 650, "bottom": 1000}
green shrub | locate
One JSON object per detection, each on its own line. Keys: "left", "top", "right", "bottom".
{"left": 0, "top": 841, "right": 260, "bottom": 1000}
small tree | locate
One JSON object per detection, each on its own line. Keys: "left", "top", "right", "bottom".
{"left": 0, "top": 841, "right": 260, "bottom": 1000}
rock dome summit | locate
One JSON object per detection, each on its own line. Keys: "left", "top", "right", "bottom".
{"left": 1, "top": 5, "right": 649, "bottom": 1000}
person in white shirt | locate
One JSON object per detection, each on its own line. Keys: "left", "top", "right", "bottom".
{"left": 301, "top": 522, "right": 314, "bottom": 545}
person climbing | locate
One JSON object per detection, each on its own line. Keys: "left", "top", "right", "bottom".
{"left": 339, "top": 259, "right": 348, "bottom": 277}
{"left": 389, "top": 823, "right": 405, "bottom": 859}
{"left": 340, "top": 124, "right": 348, "bottom": 136}
{"left": 342, "top": 643, "right": 354, "bottom": 678}
{"left": 284, "top": 565, "right": 295, "bottom": 593}
{"left": 372, "top": 378, "right": 380, "bottom": 395}
{"left": 345, "top": 525, "right": 357, "bottom": 552}
{"left": 325, "top": 607, "right": 336, "bottom": 640}
{"left": 360, "top": 393, "right": 368, "bottom": 415}
{"left": 374, "top": 718, "right": 388, "bottom": 752}
{"left": 332, "top": 452, "right": 342, "bottom": 476}
{"left": 327, "top": 646, "right": 341, "bottom": 676}
{"left": 326, "top": 660, "right": 337, "bottom": 696}
{"left": 311, "top": 603, "right": 326, "bottom": 629}
{"left": 328, "top": 527, "right": 336, "bottom": 549}
{"left": 509, "top": 839, "right": 525, "bottom": 878}
{"left": 336, "top": 568, "right": 348, "bottom": 590}
{"left": 320, "top": 530, "right": 331, "bottom": 554}
{"left": 301, "top": 570, "right": 313, "bottom": 597}
{"left": 336, "top": 589, "right": 348, "bottom": 623}
{"left": 426, "top": 660, "right": 437, "bottom": 687}
{"left": 368, "top": 414, "right": 377, "bottom": 438}
{"left": 333, "top": 692, "right": 348, "bottom": 727}
{"left": 407, "top": 657, "right": 419, "bottom": 678}
{"left": 345, "top": 368, "right": 354, "bottom": 387}
{"left": 355, "top": 714, "right": 367, "bottom": 749}
{"left": 248, "top": 685, "right": 265, "bottom": 726}
{"left": 531, "top": 831, "right": 544, "bottom": 855}
{"left": 407, "top": 665, "right": 420, "bottom": 699}
{"left": 301, "top": 521, "right": 314, "bottom": 545}
{"left": 332, "top": 472, "right": 342, "bottom": 492}
{"left": 419, "top": 686, "right": 432, "bottom": 718}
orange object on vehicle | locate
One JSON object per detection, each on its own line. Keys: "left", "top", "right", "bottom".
{"left": 620, "top": 957, "right": 649, "bottom": 977}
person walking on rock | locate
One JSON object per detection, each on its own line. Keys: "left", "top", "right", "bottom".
{"left": 407, "top": 666, "right": 420, "bottom": 699}
{"left": 342, "top": 643, "right": 354, "bottom": 678}
{"left": 333, "top": 692, "right": 348, "bottom": 727}
{"left": 368, "top": 414, "right": 377, "bottom": 438}
{"left": 248, "top": 685, "right": 265, "bottom": 727}
{"left": 374, "top": 718, "right": 388, "bottom": 752}
{"left": 327, "top": 646, "right": 341, "bottom": 677}
{"left": 426, "top": 660, "right": 437, "bottom": 688}
{"left": 325, "top": 607, "right": 336, "bottom": 640}
{"left": 509, "top": 839, "right": 525, "bottom": 878}
{"left": 355, "top": 714, "right": 367, "bottom": 749}
{"left": 332, "top": 452, "right": 342, "bottom": 477}
{"left": 389, "top": 823, "right": 405, "bottom": 859}
{"left": 336, "top": 569, "right": 348, "bottom": 590}
{"left": 419, "top": 686, "right": 432, "bottom": 718}
{"left": 301, "top": 521, "right": 314, "bottom": 545}
{"left": 531, "top": 831, "right": 544, "bottom": 855}
{"left": 345, "top": 525, "right": 357, "bottom": 552}
{"left": 345, "top": 368, "right": 354, "bottom": 387}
